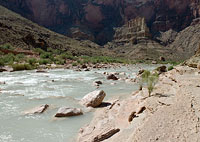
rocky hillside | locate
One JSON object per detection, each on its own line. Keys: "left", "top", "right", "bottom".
{"left": 0, "top": 5, "right": 108, "bottom": 57}
{"left": 167, "top": 23, "right": 200, "bottom": 61}
{"left": 1, "top": 0, "right": 200, "bottom": 45}
{"left": 1, "top": 2, "right": 200, "bottom": 62}
{"left": 0, "top": 5, "right": 181, "bottom": 62}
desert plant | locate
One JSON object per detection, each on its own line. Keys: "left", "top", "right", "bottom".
{"left": 28, "top": 58, "right": 37, "bottom": 65}
{"left": 0, "top": 59, "right": 4, "bottom": 66}
{"left": 2, "top": 53, "right": 15, "bottom": 65}
{"left": 12, "top": 64, "right": 34, "bottom": 71}
{"left": 55, "top": 58, "right": 65, "bottom": 65}
{"left": 38, "top": 59, "right": 51, "bottom": 65}
{"left": 34, "top": 48, "right": 45, "bottom": 55}
{"left": 72, "top": 62, "right": 78, "bottom": 66}
{"left": 0, "top": 43, "right": 14, "bottom": 50}
{"left": 15, "top": 54, "right": 25, "bottom": 61}
{"left": 141, "top": 70, "right": 159, "bottom": 97}
{"left": 168, "top": 66, "right": 174, "bottom": 71}
{"left": 40, "top": 52, "right": 52, "bottom": 59}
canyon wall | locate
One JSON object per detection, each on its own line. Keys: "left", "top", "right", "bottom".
{"left": 0, "top": 0, "right": 200, "bottom": 45}
{"left": 113, "top": 17, "right": 151, "bottom": 45}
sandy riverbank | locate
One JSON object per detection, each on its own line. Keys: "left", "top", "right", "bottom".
{"left": 77, "top": 65, "right": 200, "bottom": 142}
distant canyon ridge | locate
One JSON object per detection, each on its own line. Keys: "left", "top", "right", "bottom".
{"left": 0, "top": 0, "right": 200, "bottom": 45}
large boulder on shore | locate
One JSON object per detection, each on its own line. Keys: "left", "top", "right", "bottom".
{"left": 81, "top": 90, "right": 106, "bottom": 107}
{"left": 23, "top": 104, "right": 49, "bottom": 114}
{"left": 55, "top": 107, "right": 83, "bottom": 117}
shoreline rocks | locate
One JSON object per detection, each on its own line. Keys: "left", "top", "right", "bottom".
{"left": 23, "top": 104, "right": 49, "bottom": 114}
{"left": 78, "top": 66, "right": 200, "bottom": 142}
{"left": 81, "top": 90, "right": 106, "bottom": 107}
{"left": 93, "top": 81, "right": 103, "bottom": 86}
{"left": 55, "top": 107, "right": 83, "bottom": 117}
{"left": 107, "top": 74, "right": 118, "bottom": 80}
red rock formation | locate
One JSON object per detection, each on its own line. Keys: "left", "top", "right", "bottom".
{"left": 0, "top": 0, "right": 200, "bottom": 44}
{"left": 113, "top": 17, "right": 151, "bottom": 45}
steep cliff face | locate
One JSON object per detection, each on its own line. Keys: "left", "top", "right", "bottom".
{"left": 0, "top": 0, "right": 200, "bottom": 45}
{"left": 113, "top": 17, "right": 151, "bottom": 45}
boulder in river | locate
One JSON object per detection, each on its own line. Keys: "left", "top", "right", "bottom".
{"left": 81, "top": 90, "right": 106, "bottom": 107}
{"left": 81, "top": 64, "right": 87, "bottom": 69}
{"left": 84, "top": 68, "right": 90, "bottom": 71}
{"left": 93, "top": 81, "right": 103, "bottom": 86}
{"left": 119, "top": 72, "right": 126, "bottom": 76}
{"left": 36, "top": 70, "right": 48, "bottom": 73}
{"left": 24, "top": 104, "right": 49, "bottom": 114}
{"left": 0, "top": 81, "right": 6, "bottom": 84}
{"left": 107, "top": 74, "right": 118, "bottom": 80}
{"left": 138, "top": 69, "right": 145, "bottom": 76}
{"left": 55, "top": 107, "right": 83, "bottom": 117}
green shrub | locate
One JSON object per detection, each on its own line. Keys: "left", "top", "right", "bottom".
{"left": 40, "top": 52, "right": 52, "bottom": 59}
{"left": 24, "top": 64, "right": 33, "bottom": 70}
{"left": 0, "top": 43, "right": 14, "bottom": 50}
{"left": 168, "top": 66, "right": 174, "bottom": 71}
{"left": 0, "top": 51, "right": 4, "bottom": 55}
{"left": 38, "top": 59, "right": 51, "bottom": 65}
{"left": 55, "top": 58, "right": 65, "bottom": 65}
{"left": 15, "top": 54, "right": 25, "bottom": 62}
{"left": 141, "top": 70, "right": 159, "bottom": 97}
{"left": 0, "top": 59, "right": 4, "bottom": 66}
{"left": 34, "top": 48, "right": 45, "bottom": 55}
{"left": 72, "top": 62, "right": 78, "bottom": 66}
{"left": 28, "top": 58, "right": 37, "bottom": 65}
{"left": 12, "top": 64, "right": 34, "bottom": 71}
{"left": 2, "top": 53, "right": 15, "bottom": 65}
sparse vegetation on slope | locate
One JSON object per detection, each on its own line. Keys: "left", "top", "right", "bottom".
{"left": 141, "top": 70, "right": 159, "bottom": 97}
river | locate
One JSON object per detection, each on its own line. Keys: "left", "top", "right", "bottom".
{"left": 0, "top": 64, "right": 159, "bottom": 142}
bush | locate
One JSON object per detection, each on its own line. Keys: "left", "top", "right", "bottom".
{"left": 61, "top": 52, "right": 76, "bottom": 60}
{"left": 0, "top": 43, "right": 14, "bottom": 50}
{"left": 12, "top": 64, "right": 34, "bottom": 71}
{"left": 34, "top": 48, "right": 45, "bottom": 55}
{"left": 40, "top": 52, "right": 52, "bottom": 59}
{"left": 0, "top": 59, "right": 4, "bottom": 66}
{"left": 28, "top": 58, "right": 37, "bottom": 65}
{"left": 15, "top": 54, "right": 25, "bottom": 62}
{"left": 72, "top": 62, "right": 78, "bottom": 66}
{"left": 0, "top": 51, "right": 4, "bottom": 55}
{"left": 55, "top": 58, "right": 65, "bottom": 65}
{"left": 38, "top": 59, "right": 51, "bottom": 65}
{"left": 2, "top": 53, "right": 15, "bottom": 65}
{"left": 141, "top": 70, "right": 159, "bottom": 97}
{"left": 168, "top": 66, "right": 174, "bottom": 71}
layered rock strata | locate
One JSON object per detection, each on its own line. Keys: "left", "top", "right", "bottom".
{"left": 113, "top": 17, "right": 151, "bottom": 45}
